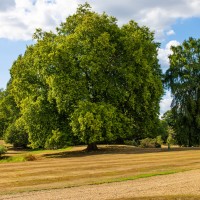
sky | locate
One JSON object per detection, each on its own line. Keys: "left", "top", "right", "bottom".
{"left": 0, "top": 0, "right": 200, "bottom": 116}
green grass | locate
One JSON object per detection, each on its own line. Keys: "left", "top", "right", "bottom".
{"left": 0, "top": 146, "right": 72, "bottom": 163}
{"left": 27, "top": 146, "right": 72, "bottom": 155}
{"left": 0, "top": 155, "right": 27, "bottom": 163}
{"left": 94, "top": 169, "right": 188, "bottom": 185}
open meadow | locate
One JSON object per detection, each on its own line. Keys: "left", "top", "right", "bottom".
{"left": 1, "top": 142, "right": 200, "bottom": 199}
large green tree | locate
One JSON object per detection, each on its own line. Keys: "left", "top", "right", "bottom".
{"left": 7, "top": 3, "right": 163, "bottom": 150}
{"left": 165, "top": 37, "right": 200, "bottom": 146}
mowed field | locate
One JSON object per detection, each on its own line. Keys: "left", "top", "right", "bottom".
{"left": 1, "top": 143, "right": 200, "bottom": 199}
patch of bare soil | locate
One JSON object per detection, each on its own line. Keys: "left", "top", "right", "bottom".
{"left": 1, "top": 169, "right": 200, "bottom": 200}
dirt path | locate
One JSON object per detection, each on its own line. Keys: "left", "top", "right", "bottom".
{"left": 1, "top": 169, "right": 200, "bottom": 200}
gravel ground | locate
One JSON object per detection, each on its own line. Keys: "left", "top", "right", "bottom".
{"left": 1, "top": 169, "right": 200, "bottom": 200}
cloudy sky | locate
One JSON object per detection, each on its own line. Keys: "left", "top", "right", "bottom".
{"left": 1, "top": 0, "right": 200, "bottom": 115}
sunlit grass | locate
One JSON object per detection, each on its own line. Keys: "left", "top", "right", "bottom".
{"left": 1, "top": 145, "right": 200, "bottom": 196}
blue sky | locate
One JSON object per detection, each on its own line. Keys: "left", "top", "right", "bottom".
{"left": 1, "top": 0, "right": 200, "bottom": 115}
{"left": 163, "top": 17, "right": 200, "bottom": 46}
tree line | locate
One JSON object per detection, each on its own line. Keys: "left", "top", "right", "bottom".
{"left": 0, "top": 3, "right": 199, "bottom": 150}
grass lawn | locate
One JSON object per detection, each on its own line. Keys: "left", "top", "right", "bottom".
{"left": 1, "top": 143, "right": 200, "bottom": 197}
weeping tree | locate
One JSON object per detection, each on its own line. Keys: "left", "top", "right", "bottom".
{"left": 165, "top": 37, "right": 200, "bottom": 147}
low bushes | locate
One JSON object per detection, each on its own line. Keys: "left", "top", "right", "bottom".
{"left": 124, "top": 136, "right": 163, "bottom": 148}
{"left": 140, "top": 137, "right": 162, "bottom": 148}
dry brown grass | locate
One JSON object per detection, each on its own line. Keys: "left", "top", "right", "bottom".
{"left": 113, "top": 195, "right": 200, "bottom": 200}
{"left": 1, "top": 145, "right": 200, "bottom": 196}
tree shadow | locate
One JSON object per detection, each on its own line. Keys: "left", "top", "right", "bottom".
{"left": 42, "top": 145, "right": 200, "bottom": 159}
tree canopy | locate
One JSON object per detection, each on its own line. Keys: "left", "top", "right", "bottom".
{"left": 1, "top": 3, "right": 163, "bottom": 150}
{"left": 165, "top": 37, "right": 200, "bottom": 146}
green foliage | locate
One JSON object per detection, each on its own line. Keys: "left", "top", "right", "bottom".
{"left": 158, "top": 110, "right": 175, "bottom": 143}
{"left": 19, "top": 97, "right": 61, "bottom": 149}
{"left": 167, "top": 127, "right": 176, "bottom": 145}
{"left": 157, "top": 120, "right": 168, "bottom": 142}
{"left": 0, "top": 87, "right": 20, "bottom": 139}
{"left": 0, "top": 84, "right": 29, "bottom": 148}
{"left": 45, "top": 129, "right": 70, "bottom": 149}
{"left": 4, "top": 121, "right": 28, "bottom": 148}
{"left": 165, "top": 37, "right": 200, "bottom": 146}
{"left": 156, "top": 135, "right": 164, "bottom": 145}
{"left": 0, "top": 145, "right": 7, "bottom": 156}
{"left": 70, "top": 101, "right": 130, "bottom": 145}
{"left": 124, "top": 139, "right": 139, "bottom": 146}
{"left": 140, "top": 138, "right": 161, "bottom": 148}
{"left": 161, "top": 110, "right": 175, "bottom": 127}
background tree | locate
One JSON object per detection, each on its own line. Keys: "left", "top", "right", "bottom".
{"left": 167, "top": 126, "right": 176, "bottom": 150}
{"left": 165, "top": 37, "right": 200, "bottom": 146}
{"left": 157, "top": 110, "right": 175, "bottom": 143}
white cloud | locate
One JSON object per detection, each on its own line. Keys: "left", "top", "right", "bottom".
{"left": 0, "top": 0, "right": 78, "bottom": 40}
{"left": 158, "top": 40, "right": 180, "bottom": 72}
{"left": 88, "top": 0, "right": 200, "bottom": 40}
{"left": 160, "top": 90, "right": 172, "bottom": 116}
{"left": 166, "top": 30, "right": 175, "bottom": 36}
{"left": 0, "top": 0, "right": 200, "bottom": 40}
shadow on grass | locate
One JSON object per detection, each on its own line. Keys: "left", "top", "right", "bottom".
{"left": 0, "top": 155, "right": 9, "bottom": 160}
{"left": 43, "top": 145, "right": 200, "bottom": 159}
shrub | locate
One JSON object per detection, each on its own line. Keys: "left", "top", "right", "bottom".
{"left": 23, "top": 154, "right": 36, "bottom": 161}
{"left": 0, "top": 145, "right": 7, "bottom": 157}
{"left": 140, "top": 138, "right": 161, "bottom": 148}
{"left": 4, "top": 123, "right": 28, "bottom": 148}
{"left": 156, "top": 135, "right": 164, "bottom": 146}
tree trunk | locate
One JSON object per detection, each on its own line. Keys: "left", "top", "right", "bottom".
{"left": 168, "top": 143, "right": 170, "bottom": 151}
{"left": 86, "top": 143, "right": 98, "bottom": 151}
{"left": 188, "top": 128, "right": 192, "bottom": 147}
